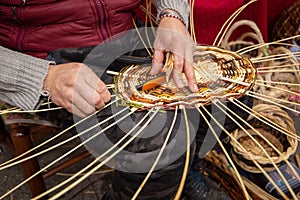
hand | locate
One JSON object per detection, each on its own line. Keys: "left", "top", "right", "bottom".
{"left": 150, "top": 16, "right": 198, "bottom": 92}
{"left": 43, "top": 63, "right": 111, "bottom": 117}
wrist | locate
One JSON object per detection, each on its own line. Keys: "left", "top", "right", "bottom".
{"left": 42, "top": 64, "right": 55, "bottom": 98}
{"left": 158, "top": 9, "right": 186, "bottom": 27}
{"left": 155, "top": 0, "right": 190, "bottom": 28}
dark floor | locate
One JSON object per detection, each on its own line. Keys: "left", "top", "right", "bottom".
{"left": 0, "top": 130, "right": 113, "bottom": 200}
{"left": 0, "top": 110, "right": 299, "bottom": 200}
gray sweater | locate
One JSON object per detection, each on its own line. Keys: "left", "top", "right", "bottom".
{"left": 0, "top": 0, "right": 190, "bottom": 110}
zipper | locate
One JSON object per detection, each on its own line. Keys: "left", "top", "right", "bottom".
{"left": 12, "top": 6, "right": 21, "bottom": 25}
{"left": 93, "top": 0, "right": 111, "bottom": 41}
{"left": 12, "top": 6, "right": 26, "bottom": 51}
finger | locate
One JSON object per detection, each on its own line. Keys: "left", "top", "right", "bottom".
{"left": 94, "top": 88, "right": 111, "bottom": 110}
{"left": 72, "top": 90, "right": 98, "bottom": 116}
{"left": 77, "top": 79, "right": 110, "bottom": 111}
{"left": 184, "top": 48, "right": 198, "bottom": 92}
{"left": 94, "top": 94, "right": 106, "bottom": 111}
{"left": 81, "top": 68, "right": 111, "bottom": 105}
{"left": 172, "top": 54, "right": 185, "bottom": 88}
{"left": 83, "top": 66, "right": 102, "bottom": 91}
{"left": 150, "top": 49, "right": 164, "bottom": 75}
{"left": 72, "top": 105, "right": 88, "bottom": 118}
{"left": 96, "top": 80, "right": 109, "bottom": 96}
{"left": 94, "top": 80, "right": 111, "bottom": 104}
{"left": 98, "top": 89, "right": 111, "bottom": 104}
{"left": 76, "top": 77, "right": 101, "bottom": 107}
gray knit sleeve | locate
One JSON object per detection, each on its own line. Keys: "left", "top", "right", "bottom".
{"left": 155, "top": 0, "right": 190, "bottom": 27}
{"left": 0, "top": 46, "right": 54, "bottom": 110}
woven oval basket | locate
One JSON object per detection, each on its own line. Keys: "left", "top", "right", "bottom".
{"left": 114, "top": 46, "right": 256, "bottom": 110}
{"left": 230, "top": 104, "right": 298, "bottom": 173}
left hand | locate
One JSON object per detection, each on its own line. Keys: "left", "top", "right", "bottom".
{"left": 150, "top": 16, "right": 198, "bottom": 92}
{"left": 44, "top": 63, "right": 111, "bottom": 117}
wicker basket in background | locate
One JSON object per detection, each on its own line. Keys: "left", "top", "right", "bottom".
{"left": 271, "top": 0, "right": 300, "bottom": 45}
{"left": 230, "top": 104, "right": 298, "bottom": 173}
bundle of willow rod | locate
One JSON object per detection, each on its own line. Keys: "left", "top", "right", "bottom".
{"left": 230, "top": 103, "right": 298, "bottom": 173}
{"left": 114, "top": 45, "right": 256, "bottom": 110}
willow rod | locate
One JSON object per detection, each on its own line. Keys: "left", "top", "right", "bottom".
{"left": 215, "top": 100, "right": 295, "bottom": 199}
{"left": 196, "top": 104, "right": 250, "bottom": 200}
{"left": 0, "top": 97, "right": 117, "bottom": 169}
{"left": 46, "top": 108, "right": 159, "bottom": 200}
{"left": 132, "top": 106, "right": 178, "bottom": 199}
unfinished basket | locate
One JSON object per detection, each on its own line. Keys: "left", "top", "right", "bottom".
{"left": 114, "top": 46, "right": 256, "bottom": 110}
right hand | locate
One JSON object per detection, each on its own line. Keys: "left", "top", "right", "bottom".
{"left": 150, "top": 17, "right": 198, "bottom": 92}
{"left": 43, "top": 63, "right": 111, "bottom": 117}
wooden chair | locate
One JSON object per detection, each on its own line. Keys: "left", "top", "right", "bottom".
{"left": 0, "top": 115, "right": 90, "bottom": 199}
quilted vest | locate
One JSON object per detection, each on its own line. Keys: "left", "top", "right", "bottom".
{"left": 0, "top": 0, "right": 142, "bottom": 58}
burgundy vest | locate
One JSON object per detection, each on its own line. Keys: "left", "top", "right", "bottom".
{"left": 0, "top": 0, "right": 142, "bottom": 58}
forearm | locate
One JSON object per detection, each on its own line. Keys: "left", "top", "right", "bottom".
{"left": 155, "top": 0, "right": 190, "bottom": 27}
{"left": 0, "top": 46, "right": 53, "bottom": 110}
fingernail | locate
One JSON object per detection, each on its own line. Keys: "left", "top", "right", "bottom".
{"left": 149, "top": 69, "right": 154, "bottom": 75}
{"left": 193, "top": 83, "right": 198, "bottom": 92}
{"left": 178, "top": 79, "right": 184, "bottom": 88}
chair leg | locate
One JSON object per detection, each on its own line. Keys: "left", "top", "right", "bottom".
{"left": 43, "top": 150, "right": 90, "bottom": 179}
{"left": 0, "top": 117, "right": 14, "bottom": 151}
{"left": 10, "top": 125, "right": 47, "bottom": 199}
